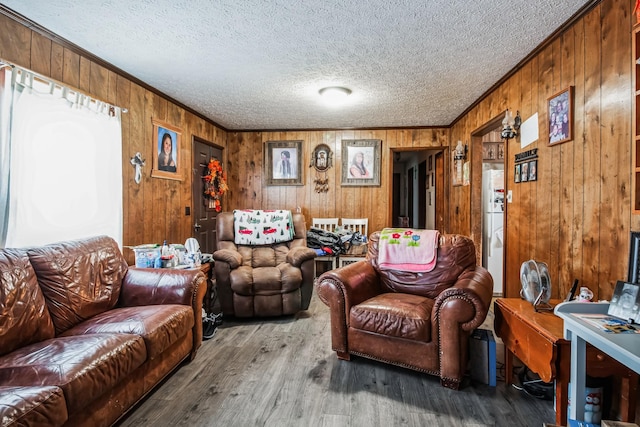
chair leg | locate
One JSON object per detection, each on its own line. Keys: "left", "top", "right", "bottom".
{"left": 440, "top": 377, "right": 461, "bottom": 390}
{"left": 337, "top": 351, "right": 351, "bottom": 361}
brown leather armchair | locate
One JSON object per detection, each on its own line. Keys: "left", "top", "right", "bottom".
{"left": 316, "top": 231, "right": 493, "bottom": 389}
{"left": 213, "top": 211, "right": 317, "bottom": 317}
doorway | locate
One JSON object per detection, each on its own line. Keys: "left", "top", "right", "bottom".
{"left": 192, "top": 137, "right": 224, "bottom": 254}
{"left": 391, "top": 149, "right": 444, "bottom": 232}
{"left": 472, "top": 120, "right": 506, "bottom": 296}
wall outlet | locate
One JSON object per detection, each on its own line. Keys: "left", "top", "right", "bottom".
{"left": 507, "top": 190, "right": 513, "bottom": 203}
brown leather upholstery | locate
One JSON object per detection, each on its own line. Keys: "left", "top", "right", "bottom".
{"left": 0, "top": 235, "right": 207, "bottom": 427}
{"left": 213, "top": 211, "right": 317, "bottom": 317}
{"left": 0, "top": 386, "right": 68, "bottom": 427}
{"left": 317, "top": 231, "right": 493, "bottom": 389}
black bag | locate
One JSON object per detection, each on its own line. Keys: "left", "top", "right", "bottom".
{"left": 306, "top": 228, "right": 344, "bottom": 255}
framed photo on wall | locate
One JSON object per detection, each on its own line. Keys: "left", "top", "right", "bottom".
{"left": 341, "top": 139, "right": 381, "bottom": 186}
{"left": 547, "top": 86, "right": 573, "bottom": 146}
{"left": 151, "top": 118, "right": 183, "bottom": 181}
{"left": 265, "top": 140, "right": 303, "bottom": 186}
{"left": 528, "top": 159, "right": 538, "bottom": 181}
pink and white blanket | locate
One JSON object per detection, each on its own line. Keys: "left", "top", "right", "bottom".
{"left": 378, "top": 228, "right": 440, "bottom": 272}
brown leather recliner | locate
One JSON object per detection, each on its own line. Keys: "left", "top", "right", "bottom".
{"left": 213, "top": 211, "right": 317, "bottom": 317}
{"left": 316, "top": 231, "right": 493, "bottom": 389}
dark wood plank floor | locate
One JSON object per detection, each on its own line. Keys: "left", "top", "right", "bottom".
{"left": 117, "top": 294, "right": 556, "bottom": 427}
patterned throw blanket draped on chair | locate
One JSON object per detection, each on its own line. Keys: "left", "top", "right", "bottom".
{"left": 233, "top": 209, "right": 294, "bottom": 245}
{"left": 377, "top": 228, "right": 439, "bottom": 272}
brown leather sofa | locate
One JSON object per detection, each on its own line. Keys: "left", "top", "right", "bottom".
{"left": 0, "top": 235, "right": 207, "bottom": 426}
{"left": 316, "top": 231, "right": 493, "bottom": 389}
{"left": 213, "top": 211, "right": 316, "bottom": 317}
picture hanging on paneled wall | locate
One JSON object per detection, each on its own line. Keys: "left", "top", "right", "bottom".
{"left": 265, "top": 140, "right": 303, "bottom": 186}
{"left": 341, "top": 139, "right": 381, "bottom": 186}
{"left": 151, "top": 118, "right": 183, "bottom": 181}
{"left": 547, "top": 86, "right": 573, "bottom": 146}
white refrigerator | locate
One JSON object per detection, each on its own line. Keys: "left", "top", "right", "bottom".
{"left": 482, "top": 169, "right": 504, "bottom": 294}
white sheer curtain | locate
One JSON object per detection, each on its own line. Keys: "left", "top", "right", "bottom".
{"left": 3, "top": 68, "right": 123, "bottom": 248}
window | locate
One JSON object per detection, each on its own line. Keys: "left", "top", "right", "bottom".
{"left": 0, "top": 66, "right": 123, "bottom": 248}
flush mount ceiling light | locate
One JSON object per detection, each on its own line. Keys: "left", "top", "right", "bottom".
{"left": 319, "top": 86, "right": 352, "bottom": 104}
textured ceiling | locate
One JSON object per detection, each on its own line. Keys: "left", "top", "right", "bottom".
{"left": 0, "top": 0, "right": 592, "bottom": 130}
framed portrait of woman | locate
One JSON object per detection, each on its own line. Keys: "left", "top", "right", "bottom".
{"left": 341, "top": 139, "right": 381, "bottom": 186}
{"left": 264, "top": 140, "right": 303, "bottom": 186}
{"left": 151, "top": 118, "right": 183, "bottom": 181}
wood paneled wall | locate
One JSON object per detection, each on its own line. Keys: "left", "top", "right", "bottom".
{"left": 450, "top": 0, "right": 636, "bottom": 299}
{"left": 226, "top": 129, "right": 448, "bottom": 234}
{"left": 0, "top": 13, "right": 227, "bottom": 264}
{"left": 2, "top": 0, "right": 637, "bottom": 300}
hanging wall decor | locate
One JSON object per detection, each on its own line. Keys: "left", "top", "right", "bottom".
{"left": 341, "top": 139, "right": 382, "bottom": 187}
{"left": 203, "top": 158, "right": 228, "bottom": 212}
{"left": 151, "top": 118, "right": 183, "bottom": 181}
{"left": 265, "top": 140, "right": 304, "bottom": 186}
{"left": 130, "top": 152, "right": 145, "bottom": 184}
{"left": 310, "top": 143, "right": 333, "bottom": 193}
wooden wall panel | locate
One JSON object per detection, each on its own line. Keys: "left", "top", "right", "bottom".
{"left": 0, "top": 14, "right": 228, "bottom": 264}
{"left": 226, "top": 128, "right": 449, "bottom": 234}
{"left": 2, "top": 0, "right": 636, "bottom": 289}
{"left": 451, "top": 0, "right": 633, "bottom": 300}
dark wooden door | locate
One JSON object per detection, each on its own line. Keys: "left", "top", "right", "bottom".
{"left": 192, "top": 137, "right": 223, "bottom": 254}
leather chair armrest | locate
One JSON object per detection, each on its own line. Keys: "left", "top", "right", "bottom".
{"left": 433, "top": 266, "right": 493, "bottom": 332}
{"left": 316, "top": 262, "right": 383, "bottom": 354}
{"left": 213, "top": 248, "right": 242, "bottom": 269}
{"left": 286, "top": 246, "right": 316, "bottom": 267}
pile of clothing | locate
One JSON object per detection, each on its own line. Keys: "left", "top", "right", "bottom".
{"left": 306, "top": 228, "right": 367, "bottom": 257}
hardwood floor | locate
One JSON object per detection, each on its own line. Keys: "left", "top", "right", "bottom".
{"left": 117, "top": 294, "right": 555, "bottom": 427}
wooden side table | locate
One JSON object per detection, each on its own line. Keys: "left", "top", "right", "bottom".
{"left": 494, "top": 298, "right": 638, "bottom": 426}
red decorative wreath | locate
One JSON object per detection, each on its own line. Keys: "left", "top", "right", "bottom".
{"left": 203, "top": 158, "right": 228, "bottom": 212}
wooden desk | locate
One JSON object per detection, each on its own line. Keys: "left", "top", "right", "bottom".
{"left": 494, "top": 298, "right": 638, "bottom": 426}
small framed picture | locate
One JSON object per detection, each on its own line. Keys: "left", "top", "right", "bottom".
{"left": 265, "top": 140, "right": 303, "bottom": 186}
{"left": 528, "top": 160, "right": 538, "bottom": 182}
{"left": 151, "top": 118, "right": 183, "bottom": 181}
{"left": 521, "top": 162, "right": 529, "bottom": 182}
{"left": 514, "top": 164, "right": 521, "bottom": 183}
{"left": 341, "top": 139, "right": 381, "bottom": 186}
{"left": 548, "top": 86, "right": 573, "bottom": 146}
{"left": 311, "top": 144, "right": 332, "bottom": 172}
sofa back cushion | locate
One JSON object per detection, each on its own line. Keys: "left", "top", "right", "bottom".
{"left": 368, "top": 232, "right": 477, "bottom": 298}
{"left": 27, "top": 235, "right": 128, "bottom": 335}
{"left": 0, "top": 249, "right": 55, "bottom": 356}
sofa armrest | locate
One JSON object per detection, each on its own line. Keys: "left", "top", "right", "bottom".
{"left": 286, "top": 246, "right": 316, "bottom": 267}
{"left": 213, "top": 249, "right": 242, "bottom": 269}
{"left": 316, "top": 262, "right": 384, "bottom": 354}
{"left": 433, "top": 266, "right": 493, "bottom": 331}
{"left": 120, "top": 267, "right": 208, "bottom": 357}
{"left": 433, "top": 265, "right": 493, "bottom": 384}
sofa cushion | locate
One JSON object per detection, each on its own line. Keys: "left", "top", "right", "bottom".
{"left": 0, "top": 385, "right": 68, "bottom": 427}
{"left": 0, "top": 334, "right": 146, "bottom": 414}
{"left": 350, "top": 293, "right": 434, "bottom": 342}
{"left": 27, "top": 235, "right": 128, "bottom": 335}
{"left": 60, "top": 305, "right": 194, "bottom": 359}
{"left": 0, "top": 249, "right": 55, "bottom": 357}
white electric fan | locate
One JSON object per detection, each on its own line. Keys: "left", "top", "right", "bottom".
{"left": 520, "top": 260, "right": 552, "bottom": 312}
